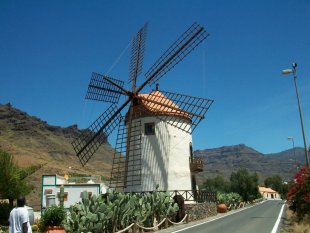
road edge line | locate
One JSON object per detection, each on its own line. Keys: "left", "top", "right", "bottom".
{"left": 271, "top": 203, "right": 285, "bottom": 233}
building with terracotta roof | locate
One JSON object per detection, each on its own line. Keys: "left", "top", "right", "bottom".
{"left": 259, "top": 186, "right": 280, "bottom": 199}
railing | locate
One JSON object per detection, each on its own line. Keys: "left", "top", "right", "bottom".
{"left": 169, "top": 190, "right": 216, "bottom": 203}
{"left": 116, "top": 214, "right": 189, "bottom": 233}
{"left": 123, "top": 190, "right": 216, "bottom": 203}
{"left": 190, "top": 157, "right": 203, "bottom": 172}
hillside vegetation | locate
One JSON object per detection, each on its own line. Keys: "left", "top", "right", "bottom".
{"left": 0, "top": 103, "right": 114, "bottom": 209}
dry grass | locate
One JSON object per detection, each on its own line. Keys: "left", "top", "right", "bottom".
{"left": 281, "top": 207, "right": 310, "bottom": 233}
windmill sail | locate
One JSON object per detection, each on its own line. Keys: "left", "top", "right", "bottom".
{"left": 85, "top": 72, "right": 125, "bottom": 104}
{"left": 144, "top": 22, "right": 208, "bottom": 87}
{"left": 110, "top": 117, "right": 142, "bottom": 189}
{"left": 129, "top": 23, "right": 148, "bottom": 85}
{"left": 72, "top": 104, "right": 122, "bottom": 166}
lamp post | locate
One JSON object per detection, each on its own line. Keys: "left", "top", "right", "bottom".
{"left": 288, "top": 137, "right": 297, "bottom": 171}
{"left": 282, "top": 63, "right": 309, "bottom": 168}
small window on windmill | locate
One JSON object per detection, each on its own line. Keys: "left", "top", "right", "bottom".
{"left": 145, "top": 122, "right": 155, "bottom": 135}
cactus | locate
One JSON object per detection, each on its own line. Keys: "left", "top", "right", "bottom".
{"left": 216, "top": 192, "right": 242, "bottom": 209}
{"left": 64, "top": 190, "right": 179, "bottom": 232}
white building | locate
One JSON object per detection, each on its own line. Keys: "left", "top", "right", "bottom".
{"left": 259, "top": 187, "right": 280, "bottom": 199}
{"left": 41, "top": 174, "right": 108, "bottom": 209}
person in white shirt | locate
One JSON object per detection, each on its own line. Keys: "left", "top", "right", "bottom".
{"left": 9, "top": 196, "right": 32, "bottom": 233}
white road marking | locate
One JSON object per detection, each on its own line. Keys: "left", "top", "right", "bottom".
{"left": 271, "top": 203, "right": 285, "bottom": 233}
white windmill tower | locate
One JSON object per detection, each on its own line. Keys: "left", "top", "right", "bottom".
{"left": 72, "top": 22, "right": 213, "bottom": 193}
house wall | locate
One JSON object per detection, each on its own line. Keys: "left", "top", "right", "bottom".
{"left": 261, "top": 192, "right": 279, "bottom": 199}
{"left": 125, "top": 116, "right": 192, "bottom": 192}
{"left": 42, "top": 175, "right": 102, "bottom": 209}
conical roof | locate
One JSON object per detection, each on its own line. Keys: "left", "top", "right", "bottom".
{"left": 126, "top": 91, "right": 191, "bottom": 121}
{"left": 138, "top": 91, "right": 190, "bottom": 118}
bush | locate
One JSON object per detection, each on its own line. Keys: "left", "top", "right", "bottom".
{"left": 39, "top": 205, "right": 67, "bottom": 232}
{"left": 0, "top": 202, "right": 12, "bottom": 226}
{"left": 203, "top": 176, "right": 230, "bottom": 193}
{"left": 287, "top": 165, "right": 310, "bottom": 221}
{"left": 216, "top": 192, "right": 242, "bottom": 208}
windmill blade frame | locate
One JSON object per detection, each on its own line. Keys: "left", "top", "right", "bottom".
{"left": 72, "top": 103, "right": 126, "bottom": 166}
{"left": 85, "top": 72, "right": 126, "bottom": 104}
{"left": 110, "top": 116, "right": 142, "bottom": 190}
{"left": 142, "top": 22, "right": 208, "bottom": 89}
{"left": 129, "top": 23, "right": 148, "bottom": 86}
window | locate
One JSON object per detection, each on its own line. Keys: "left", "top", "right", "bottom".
{"left": 44, "top": 189, "right": 53, "bottom": 195}
{"left": 145, "top": 122, "right": 155, "bottom": 135}
{"left": 80, "top": 191, "right": 92, "bottom": 199}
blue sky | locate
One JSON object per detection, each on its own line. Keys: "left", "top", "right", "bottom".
{"left": 0, "top": 0, "right": 309, "bottom": 154}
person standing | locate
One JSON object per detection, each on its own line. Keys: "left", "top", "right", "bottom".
{"left": 9, "top": 196, "right": 32, "bottom": 233}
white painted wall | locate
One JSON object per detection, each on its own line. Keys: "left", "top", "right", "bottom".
{"left": 42, "top": 185, "right": 101, "bottom": 208}
{"left": 261, "top": 192, "right": 280, "bottom": 199}
{"left": 43, "top": 176, "right": 56, "bottom": 185}
{"left": 42, "top": 175, "right": 108, "bottom": 209}
{"left": 125, "top": 116, "right": 192, "bottom": 192}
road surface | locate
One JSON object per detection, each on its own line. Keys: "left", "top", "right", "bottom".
{"left": 162, "top": 200, "right": 285, "bottom": 233}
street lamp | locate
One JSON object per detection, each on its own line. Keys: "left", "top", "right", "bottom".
{"left": 282, "top": 63, "right": 309, "bottom": 168}
{"left": 288, "top": 137, "right": 298, "bottom": 171}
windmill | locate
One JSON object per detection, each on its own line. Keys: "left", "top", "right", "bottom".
{"left": 72, "top": 22, "right": 213, "bottom": 192}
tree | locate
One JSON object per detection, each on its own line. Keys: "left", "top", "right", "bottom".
{"left": 264, "top": 175, "right": 287, "bottom": 198}
{"left": 281, "top": 182, "right": 289, "bottom": 200}
{"left": 0, "top": 149, "right": 31, "bottom": 207}
{"left": 203, "top": 176, "right": 230, "bottom": 193}
{"left": 230, "top": 168, "right": 260, "bottom": 202}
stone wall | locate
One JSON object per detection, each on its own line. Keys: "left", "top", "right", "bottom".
{"left": 185, "top": 202, "right": 217, "bottom": 222}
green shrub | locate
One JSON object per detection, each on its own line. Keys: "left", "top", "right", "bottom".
{"left": 39, "top": 205, "right": 67, "bottom": 232}
{"left": 216, "top": 192, "right": 242, "bottom": 208}
{"left": 0, "top": 202, "right": 12, "bottom": 226}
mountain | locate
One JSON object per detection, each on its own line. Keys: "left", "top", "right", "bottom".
{"left": 0, "top": 103, "right": 114, "bottom": 210}
{"left": 195, "top": 144, "right": 306, "bottom": 184}
{"left": 0, "top": 103, "right": 305, "bottom": 210}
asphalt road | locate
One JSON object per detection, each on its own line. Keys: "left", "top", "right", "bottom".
{"left": 162, "top": 200, "right": 285, "bottom": 233}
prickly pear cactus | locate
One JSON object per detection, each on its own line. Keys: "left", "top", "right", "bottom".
{"left": 64, "top": 189, "right": 179, "bottom": 232}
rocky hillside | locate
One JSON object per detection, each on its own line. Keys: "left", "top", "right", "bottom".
{"left": 0, "top": 103, "right": 114, "bottom": 210}
{"left": 1, "top": 103, "right": 305, "bottom": 209}
{"left": 195, "top": 144, "right": 306, "bottom": 184}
